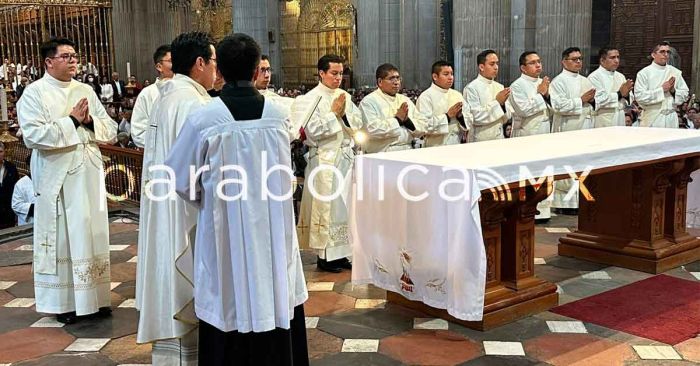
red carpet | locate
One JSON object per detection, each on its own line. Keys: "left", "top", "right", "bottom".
{"left": 552, "top": 274, "right": 700, "bottom": 345}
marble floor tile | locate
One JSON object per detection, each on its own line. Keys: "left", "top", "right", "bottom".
{"left": 341, "top": 339, "right": 379, "bottom": 353}
{"left": 64, "top": 338, "right": 111, "bottom": 352}
{"left": 483, "top": 341, "right": 526, "bottom": 356}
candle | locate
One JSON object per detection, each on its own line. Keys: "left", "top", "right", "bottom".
{"left": 0, "top": 88, "right": 7, "bottom": 121}
{"left": 126, "top": 62, "right": 131, "bottom": 79}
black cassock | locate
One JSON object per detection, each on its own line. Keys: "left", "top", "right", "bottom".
{"left": 197, "top": 81, "right": 309, "bottom": 366}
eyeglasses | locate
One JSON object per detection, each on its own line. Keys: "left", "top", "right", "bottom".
{"left": 384, "top": 76, "right": 402, "bottom": 82}
{"left": 656, "top": 50, "right": 671, "bottom": 54}
{"left": 260, "top": 67, "right": 272, "bottom": 74}
{"left": 50, "top": 53, "right": 79, "bottom": 62}
{"left": 160, "top": 58, "right": 172, "bottom": 64}
{"left": 565, "top": 57, "right": 583, "bottom": 62}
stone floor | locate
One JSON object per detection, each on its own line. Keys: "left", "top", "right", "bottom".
{"left": 0, "top": 215, "right": 699, "bottom": 365}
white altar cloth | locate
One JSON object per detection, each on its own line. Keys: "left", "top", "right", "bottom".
{"left": 351, "top": 127, "right": 700, "bottom": 321}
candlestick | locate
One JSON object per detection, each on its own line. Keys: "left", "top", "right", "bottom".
{"left": 126, "top": 62, "right": 131, "bottom": 79}
{"left": 0, "top": 88, "right": 7, "bottom": 122}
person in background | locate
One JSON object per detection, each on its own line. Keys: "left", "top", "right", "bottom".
{"left": 12, "top": 154, "right": 35, "bottom": 226}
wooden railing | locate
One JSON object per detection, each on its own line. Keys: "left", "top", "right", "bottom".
{"left": 8, "top": 138, "right": 144, "bottom": 208}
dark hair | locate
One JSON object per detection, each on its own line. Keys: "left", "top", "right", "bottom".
{"left": 317, "top": 54, "right": 344, "bottom": 72}
{"left": 153, "top": 44, "right": 171, "bottom": 64}
{"left": 216, "top": 33, "right": 261, "bottom": 83}
{"left": 170, "top": 32, "right": 215, "bottom": 76}
{"left": 598, "top": 46, "right": 618, "bottom": 62}
{"left": 562, "top": 47, "right": 581, "bottom": 60}
{"left": 40, "top": 38, "right": 76, "bottom": 60}
{"left": 431, "top": 60, "right": 453, "bottom": 75}
{"left": 261, "top": 54, "right": 269, "bottom": 61}
{"left": 519, "top": 51, "right": 538, "bottom": 66}
{"left": 375, "top": 63, "right": 399, "bottom": 82}
{"left": 477, "top": 49, "right": 497, "bottom": 65}
{"left": 652, "top": 41, "right": 671, "bottom": 53}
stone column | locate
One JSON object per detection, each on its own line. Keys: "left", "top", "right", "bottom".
{"left": 352, "top": 0, "right": 384, "bottom": 88}
{"left": 535, "top": 0, "right": 593, "bottom": 79}
{"left": 232, "top": 0, "right": 270, "bottom": 54}
{"left": 509, "top": 0, "right": 537, "bottom": 83}
{"left": 452, "top": 0, "right": 512, "bottom": 90}
{"left": 399, "top": 0, "right": 440, "bottom": 89}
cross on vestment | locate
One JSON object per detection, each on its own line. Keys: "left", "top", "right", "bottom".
{"left": 39, "top": 242, "right": 52, "bottom": 254}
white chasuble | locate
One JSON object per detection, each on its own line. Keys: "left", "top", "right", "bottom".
{"left": 292, "top": 82, "right": 363, "bottom": 261}
{"left": 18, "top": 73, "right": 117, "bottom": 315}
{"left": 634, "top": 62, "right": 689, "bottom": 128}
{"left": 509, "top": 74, "right": 551, "bottom": 137}
{"left": 416, "top": 83, "right": 471, "bottom": 147}
{"left": 359, "top": 89, "right": 425, "bottom": 153}
{"left": 136, "top": 74, "right": 211, "bottom": 345}
{"left": 588, "top": 67, "right": 628, "bottom": 128}
{"left": 463, "top": 75, "right": 511, "bottom": 142}
{"left": 550, "top": 69, "right": 595, "bottom": 209}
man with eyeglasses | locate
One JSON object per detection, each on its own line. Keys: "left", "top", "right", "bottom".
{"left": 255, "top": 54, "right": 294, "bottom": 111}
{"left": 292, "top": 54, "right": 363, "bottom": 273}
{"left": 509, "top": 51, "right": 553, "bottom": 221}
{"left": 634, "top": 41, "right": 689, "bottom": 128}
{"left": 509, "top": 51, "right": 552, "bottom": 137}
{"left": 550, "top": 46, "right": 596, "bottom": 213}
{"left": 416, "top": 60, "right": 472, "bottom": 147}
{"left": 463, "top": 49, "right": 511, "bottom": 142}
{"left": 360, "top": 63, "right": 425, "bottom": 153}
{"left": 137, "top": 32, "right": 216, "bottom": 366}
{"left": 17, "top": 38, "right": 117, "bottom": 324}
{"left": 588, "top": 47, "right": 634, "bottom": 128}
{"left": 131, "top": 44, "right": 173, "bottom": 148}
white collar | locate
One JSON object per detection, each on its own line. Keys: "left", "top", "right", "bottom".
{"left": 562, "top": 69, "right": 580, "bottom": 77}
{"left": 520, "top": 73, "right": 540, "bottom": 82}
{"left": 651, "top": 62, "right": 667, "bottom": 71}
{"left": 43, "top": 72, "right": 72, "bottom": 89}
{"left": 429, "top": 83, "right": 450, "bottom": 94}
{"left": 477, "top": 74, "right": 494, "bottom": 84}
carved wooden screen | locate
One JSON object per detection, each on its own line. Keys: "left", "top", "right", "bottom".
{"left": 0, "top": 0, "right": 113, "bottom": 78}
{"left": 611, "top": 0, "right": 695, "bottom": 83}
{"left": 279, "top": 0, "right": 355, "bottom": 88}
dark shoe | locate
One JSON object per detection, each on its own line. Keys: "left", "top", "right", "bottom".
{"left": 562, "top": 208, "right": 579, "bottom": 216}
{"left": 97, "top": 307, "right": 112, "bottom": 317}
{"left": 317, "top": 257, "right": 342, "bottom": 273}
{"left": 535, "top": 218, "right": 551, "bottom": 224}
{"left": 56, "top": 311, "right": 77, "bottom": 324}
{"left": 332, "top": 257, "right": 352, "bottom": 270}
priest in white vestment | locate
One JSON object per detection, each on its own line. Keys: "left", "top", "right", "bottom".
{"left": 12, "top": 155, "right": 36, "bottom": 226}
{"left": 550, "top": 47, "right": 596, "bottom": 211}
{"left": 634, "top": 41, "right": 689, "bottom": 128}
{"left": 360, "top": 63, "right": 425, "bottom": 153}
{"left": 131, "top": 45, "right": 173, "bottom": 148}
{"left": 416, "top": 60, "right": 471, "bottom": 147}
{"left": 255, "top": 54, "right": 294, "bottom": 113}
{"left": 292, "top": 54, "right": 363, "bottom": 273}
{"left": 166, "top": 33, "right": 309, "bottom": 366}
{"left": 509, "top": 51, "right": 553, "bottom": 220}
{"left": 136, "top": 32, "right": 216, "bottom": 366}
{"left": 588, "top": 47, "right": 633, "bottom": 128}
{"left": 17, "top": 38, "right": 117, "bottom": 324}
{"left": 463, "top": 50, "right": 511, "bottom": 142}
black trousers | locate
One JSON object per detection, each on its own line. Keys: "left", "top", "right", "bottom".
{"left": 198, "top": 304, "right": 309, "bottom": 366}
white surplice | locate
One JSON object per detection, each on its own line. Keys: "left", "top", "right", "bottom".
{"left": 416, "top": 83, "right": 471, "bottom": 147}
{"left": 12, "top": 175, "right": 35, "bottom": 225}
{"left": 292, "top": 82, "right": 363, "bottom": 261}
{"left": 508, "top": 73, "right": 552, "bottom": 219}
{"left": 166, "top": 97, "right": 308, "bottom": 333}
{"left": 509, "top": 74, "right": 551, "bottom": 137}
{"left": 588, "top": 67, "right": 628, "bottom": 128}
{"left": 463, "top": 75, "right": 511, "bottom": 142}
{"left": 634, "top": 62, "right": 689, "bottom": 128}
{"left": 550, "top": 69, "right": 595, "bottom": 209}
{"left": 136, "top": 74, "right": 211, "bottom": 355}
{"left": 360, "top": 89, "right": 425, "bottom": 153}
{"left": 17, "top": 73, "right": 117, "bottom": 315}
{"left": 131, "top": 79, "right": 166, "bottom": 148}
